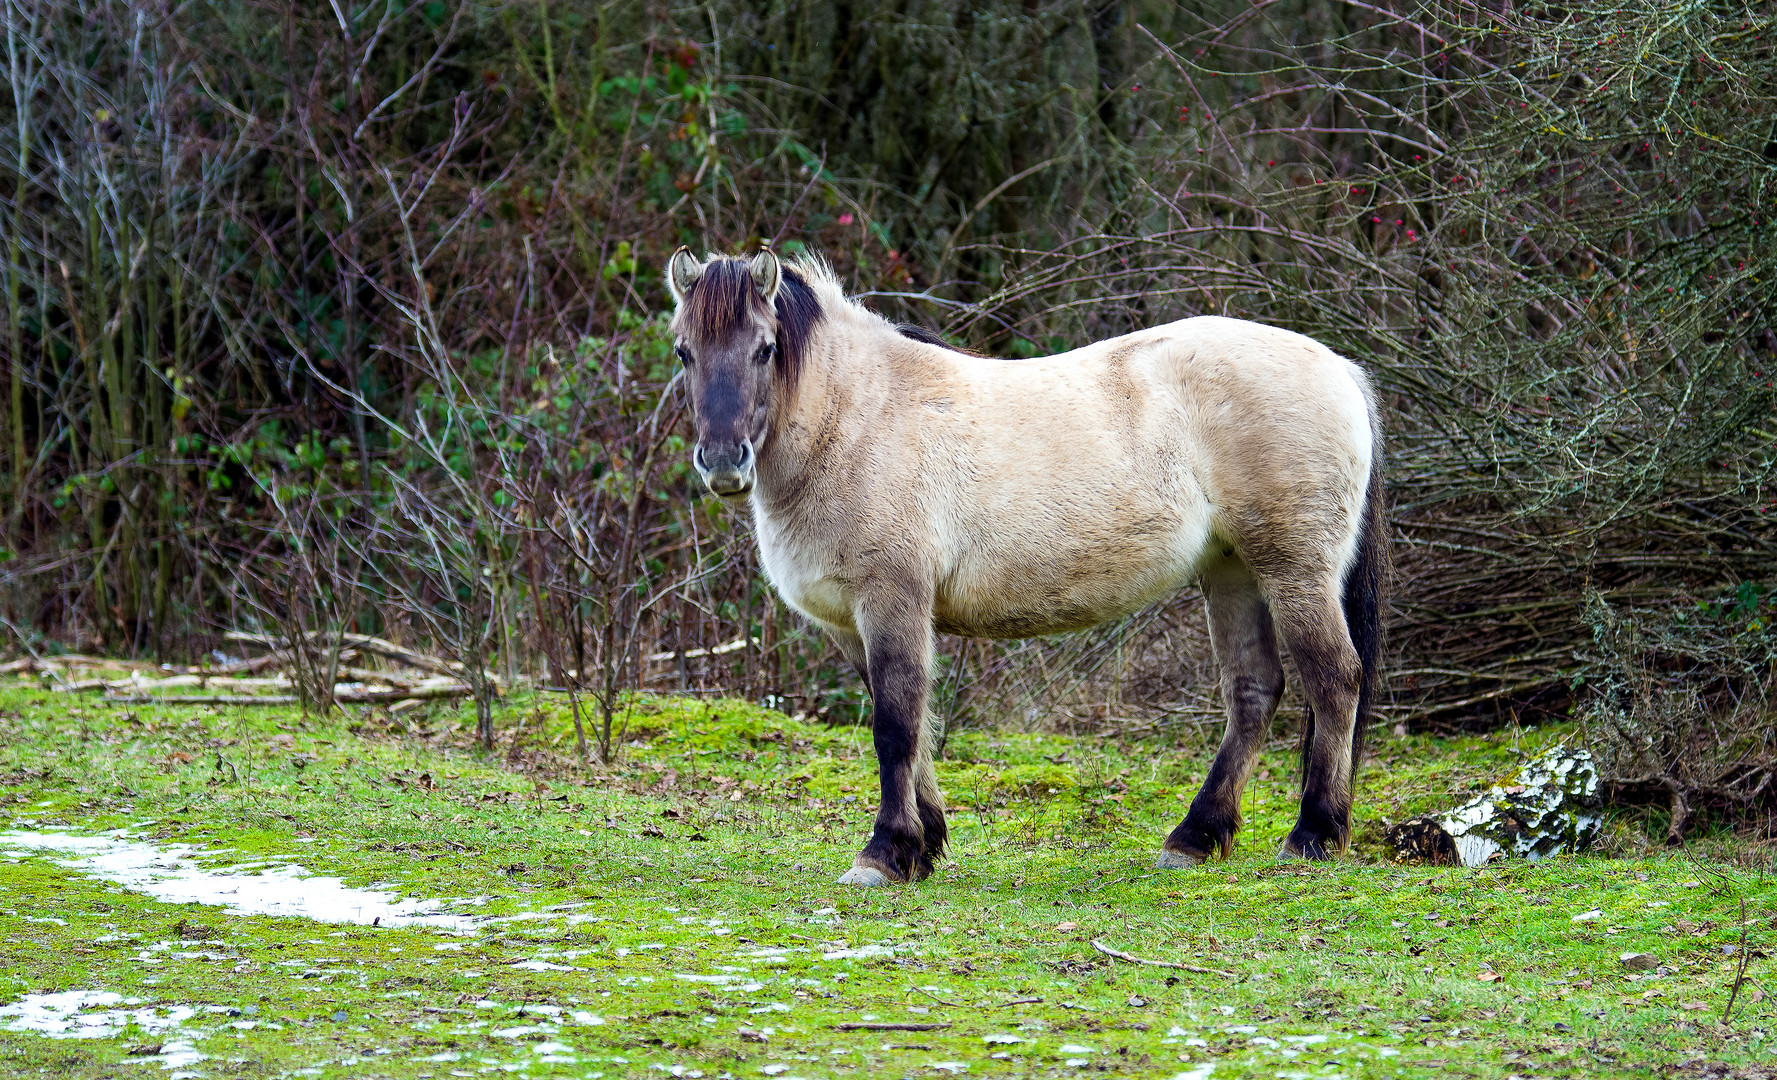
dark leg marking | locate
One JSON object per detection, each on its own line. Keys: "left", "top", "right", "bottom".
{"left": 839, "top": 580, "right": 942, "bottom": 886}
{"left": 1273, "top": 586, "right": 1362, "bottom": 860}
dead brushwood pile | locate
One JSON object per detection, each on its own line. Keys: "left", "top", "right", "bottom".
{"left": 1, "top": 2, "right": 1773, "bottom": 835}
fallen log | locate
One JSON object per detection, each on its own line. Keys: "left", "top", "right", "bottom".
{"left": 102, "top": 684, "right": 473, "bottom": 706}
{"left": 224, "top": 630, "right": 461, "bottom": 679}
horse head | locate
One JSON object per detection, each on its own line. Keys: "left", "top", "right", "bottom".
{"left": 665, "top": 247, "right": 787, "bottom": 500}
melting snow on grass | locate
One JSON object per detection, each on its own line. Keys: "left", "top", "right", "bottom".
{"left": 0, "top": 829, "right": 482, "bottom": 930}
{"left": 0, "top": 990, "right": 194, "bottom": 1038}
{"left": 0, "top": 990, "right": 210, "bottom": 1074}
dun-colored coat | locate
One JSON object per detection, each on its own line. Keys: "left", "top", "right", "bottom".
{"left": 666, "top": 248, "right": 1385, "bottom": 886}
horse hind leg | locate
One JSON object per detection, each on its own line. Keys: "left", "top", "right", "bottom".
{"left": 1159, "top": 557, "right": 1284, "bottom": 867}
{"left": 1272, "top": 582, "right": 1363, "bottom": 859}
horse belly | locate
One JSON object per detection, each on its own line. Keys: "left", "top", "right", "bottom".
{"left": 933, "top": 504, "right": 1212, "bottom": 639}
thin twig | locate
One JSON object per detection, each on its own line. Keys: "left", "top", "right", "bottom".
{"left": 1724, "top": 897, "right": 1753, "bottom": 1024}
{"left": 906, "top": 985, "right": 962, "bottom": 1008}
{"left": 1091, "top": 938, "right": 1236, "bottom": 978}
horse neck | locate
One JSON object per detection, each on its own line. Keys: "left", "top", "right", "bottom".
{"left": 754, "top": 317, "right": 890, "bottom": 512}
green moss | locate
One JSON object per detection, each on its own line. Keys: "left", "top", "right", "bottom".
{"left": 993, "top": 763, "right": 1080, "bottom": 799}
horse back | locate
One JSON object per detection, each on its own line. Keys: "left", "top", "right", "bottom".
{"left": 915, "top": 317, "right": 1375, "bottom": 634}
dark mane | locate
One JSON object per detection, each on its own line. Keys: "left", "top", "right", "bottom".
{"left": 680, "top": 258, "right": 823, "bottom": 393}
{"left": 895, "top": 323, "right": 978, "bottom": 354}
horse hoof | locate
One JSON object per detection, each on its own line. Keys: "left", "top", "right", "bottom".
{"left": 837, "top": 864, "right": 894, "bottom": 887}
{"left": 1278, "top": 836, "right": 1333, "bottom": 861}
{"left": 1154, "top": 848, "right": 1206, "bottom": 870}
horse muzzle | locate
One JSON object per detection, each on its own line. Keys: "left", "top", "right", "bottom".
{"left": 695, "top": 440, "right": 755, "bottom": 499}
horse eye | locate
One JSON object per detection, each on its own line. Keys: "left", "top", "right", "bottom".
{"left": 675, "top": 344, "right": 693, "bottom": 367}
{"left": 755, "top": 342, "right": 775, "bottom": 364}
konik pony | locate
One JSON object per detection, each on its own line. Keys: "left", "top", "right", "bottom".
{"left": 665, "top": 247, "right": 1385, "bottom": 886}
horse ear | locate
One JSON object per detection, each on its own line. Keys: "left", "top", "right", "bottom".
{"left": 667, "top": 247, "right": 703, "bottom": 306}
{"left": 750, "top": 248, "right": 782, "bottom": 305}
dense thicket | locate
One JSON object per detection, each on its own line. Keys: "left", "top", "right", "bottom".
{"left": 2, "top": 1, "right": 1773, "bottom": 832}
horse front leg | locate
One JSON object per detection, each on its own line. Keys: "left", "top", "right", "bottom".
{"left": 837, "top": 580, "right": 940, "bottom": 886}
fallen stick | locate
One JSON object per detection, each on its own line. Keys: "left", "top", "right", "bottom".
{"left": 1091, "top": 938, "right": 1236, "bottom": 978}
{"left": 205, "top": 653, "right": 288, "bottom": 675}
{"left": 830, "top": 1022, "right": 951, "bottom": 1032}
{"left": 102, "top": 684, "right": 473, "bottom": 707}
{"left": 61, "top": 675, "right": 295, "bottom": 694}
{"left": 643, "top": 637, "right": 758, "bottom": 664}
{"left": 907, "top": 985, "right": 962, "bottom": 1007}
{"left": 1724, "top": 897, "right": 1753, "bottom": 1024}
{"left": 336, "top": 666, "right": 414, "bottom": 690}
{"left": 101, "top": 694, "right": 302, "bottom": 706}
{"left": 225, "top": 630, "right": 460, "bottom": 679}
{"left": 6, "top": 654, "right": 158, "bottom": 671}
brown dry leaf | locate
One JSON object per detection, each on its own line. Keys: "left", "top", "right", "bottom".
{"left": 1054, "top": 922, "right": 1078, "bottom": 932}
{"left": 1477, "top": 970, "right": 1502, "bottom": 982}
{"left": 1681, "top": 1001, "right": 1708, "bottom": 1011}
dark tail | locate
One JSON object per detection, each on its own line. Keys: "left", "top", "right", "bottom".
{"left": 1300, "top": 438, "right": 1388, "bottom": 786}
{"left": 1343, "top": 448, "right": 1388, "bottom": 772}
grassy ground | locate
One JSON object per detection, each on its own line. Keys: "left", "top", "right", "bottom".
{"left": 0, "top": 677, "right": 1772, "bottom": 1079}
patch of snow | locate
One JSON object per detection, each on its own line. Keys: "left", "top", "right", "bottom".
{"left": 820, "top": 944, "right": 894, "bottom": 960}
{"left": 0, "top": 830, "right": 481, "bottom": 930}
{"left": 509, "top": 960, "right": 576, "bottom": 972}
{"left": 0, "top": 990, "right": 195, "bottom": 1039}
{"left": 490, "top": 1024, "right": 555, "bottom": 1038}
